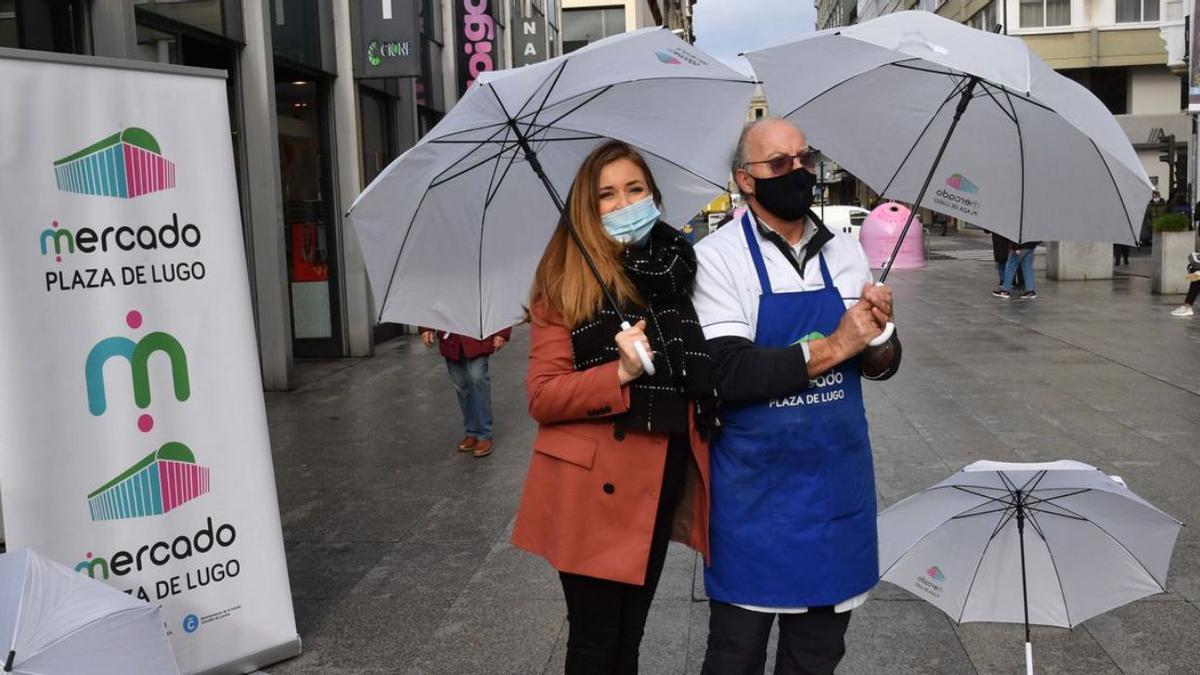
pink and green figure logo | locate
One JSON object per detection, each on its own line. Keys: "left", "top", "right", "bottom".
{"left": 87, "top": 442, "right": 210, "bottom": 521}
{"left": 926, "top": 566, "right": 946, "bottom": 582}
{"left": 945, "top": 173, "right": 978, "bottom": 194}
{"left": 54, "top": 127, "right": 175, "bottom": 199}
{"left": 85, "top": 310, "right": 190, "bottom": 434}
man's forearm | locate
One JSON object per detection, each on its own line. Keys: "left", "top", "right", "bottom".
{"left": 707, "top": 337, "right": 812, "bottom": 404}
{"left": 805, "top": 334, "right": 855, "bottom": 378}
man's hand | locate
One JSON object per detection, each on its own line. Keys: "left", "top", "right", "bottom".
{"left": 860, "top": 283, "right": 893, "bottom": 322}
{"left": 806, "top": 299, "right": 888, "bottom": 377}
{"left": 493, "top": 335, "right": 507, "bottom": 351}
{"left": 421, "top": 330, "right": 436, "bottom": 348}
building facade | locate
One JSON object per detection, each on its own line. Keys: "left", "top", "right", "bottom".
{"left": 816, "top": 0, "right": 1188, "bottom": 206}
{"left": 0, "top": 0, "right": 563, "bottom": 390}
{"left": 561, "top": 0, "right": 692, "bottom": 52}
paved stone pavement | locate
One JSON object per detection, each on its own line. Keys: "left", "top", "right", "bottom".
{"left": 264, "top": 230, "right": 1200, "bottom": 674}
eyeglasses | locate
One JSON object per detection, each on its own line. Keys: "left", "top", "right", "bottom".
{"left": 744, "top": 148, "right": 821, "bottom": 176}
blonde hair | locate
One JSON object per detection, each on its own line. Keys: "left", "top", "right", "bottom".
{"left": 529, "top": 141, "right": 662, "bottom": 327}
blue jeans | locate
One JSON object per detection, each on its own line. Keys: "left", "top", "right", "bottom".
{"left": 446, "top": 356, "right": 492, "bottom": 440}
{"left": 1002, "top": 248, "right": 1035, "bottom": 293}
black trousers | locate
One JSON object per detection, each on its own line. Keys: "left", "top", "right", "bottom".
{"left": 557, "top": 434, "right": 689, "bottom": 675}
{"left": 1186, "top": 279, "right": 1200, "bottom": 305}
{"left": 701, "top": 602, "right": 853, "bottom": 675}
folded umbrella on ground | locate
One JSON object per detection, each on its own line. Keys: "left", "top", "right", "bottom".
{"left": 878, "top": 460, "right": 1182, "bottom": 675}
{"left": 0, "top": 547, "right": 179, "bottom": 674}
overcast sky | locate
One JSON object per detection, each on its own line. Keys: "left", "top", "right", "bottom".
{"left": 693, "top": 0, "right": 816, "bottom": 74}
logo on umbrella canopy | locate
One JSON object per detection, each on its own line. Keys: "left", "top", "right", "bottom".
{"left": 926, "top": 565, "right": 946, "bottom": 582}
{"left": 655, "top": 47, "right": 708, "bottom": 66}
{"left": 945, "top": 173, "right": 978, "bottom": 194}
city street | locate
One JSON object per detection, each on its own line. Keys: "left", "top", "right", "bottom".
{"left": 263, "top": 231, "right": 1200, "bottom": 674}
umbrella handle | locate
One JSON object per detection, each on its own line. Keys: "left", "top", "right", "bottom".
{"left": 866, "top": 282, "right": 895, "bottom": 347}
{"left": 1025, "top": 641, "right": 1033, "bottom": 675}
{"left": 620, "top": 321, "right": 657, "bottom": 377}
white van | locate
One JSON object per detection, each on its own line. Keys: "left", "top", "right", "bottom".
{"left": 814, "top": 205, "right": 871, "bottom": 240}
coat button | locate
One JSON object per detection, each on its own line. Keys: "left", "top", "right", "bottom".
{"left": 613, "top": 429, "right": 626, "bottom": 441}
{"left": 603, "top": 483, "right": 615, "bottom": 495}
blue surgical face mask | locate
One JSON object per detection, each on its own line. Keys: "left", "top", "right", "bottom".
{"left": 601, "top": 196, "right": 660, "bottom": 246}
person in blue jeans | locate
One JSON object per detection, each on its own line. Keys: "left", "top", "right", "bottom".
{"left": 993, "top": 240, "right": 1039, "bottom": 300}
{"left": 420, "top": 328, "right": 512, "bottom": 457}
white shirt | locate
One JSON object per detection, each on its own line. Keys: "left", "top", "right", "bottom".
{"left": 693, "top": 210, "right": 875, "bottom": 614}
{"left": 693, "top": 210, "right": 874, "bottom": 353}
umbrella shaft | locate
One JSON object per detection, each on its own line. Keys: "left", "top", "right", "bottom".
{"left": 503, "top": 115, "right": 630, "bottom": 325}
{"left": 1017, "top": 497, "right": 1031, "bottom": 644}
{"left": 879, "top": 77, "right": 980, "bottom": 284}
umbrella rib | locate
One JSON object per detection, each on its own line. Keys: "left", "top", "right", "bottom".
{"left": 956, "top": 508, "right": 1013, "bottom": 624}
{"left": 549, "top": 122, "right": 729, "bottom": 192}
{"left": 1025, "top": 488, "right": 1093, "bottom": 507}
{"left": 428, "top": 139, "right": 523, "bottom": 190}
{"left": 1086, "top": 135, "right": 1141, "bottom": 245}
{"left": 998, "top": 87, "right": 1029, "bottom": 243}
{"left": 516, "top": 59, "right": 570, "bottom": 144}
{"left": 951, "top": 503, "right": 1020, "bottom": 520}
{"left": 879, "top": 74, "right": 970, "bottom": 197}
{"left": 11, "top": 605, "right": 159, "bottom": 666}
{"left": 430, "top": 135, "right": 604, "bottom": 144}
{"left": 976, "top": 82, "right": 1018, "bottom": 126}
{"left": 427, "top": 119, "right": 520, "bottom": 187}
{"left": 777, "top": 58, "right": 934, "bottom": 121}
{"left": 1026, "top": 504, "right": 1089, "bottom": 521}
{"left": 951, "top": 485, "right": 1017, "bottom": 504}
{"left": 376, "top": 188, "right": 433, "bottom": 323}
{"left": 879, "top": 495, "right": 1011, "bottom": 579}
{"left": 428, "top": 121, "right": 511, "bottom": 142}
{"left": 1025, "top": 509, "right": 1076, "bottom": 626}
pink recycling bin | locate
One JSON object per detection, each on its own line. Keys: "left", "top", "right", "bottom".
{"left": 860, "top": 202, "right": 926, "bottom": 270}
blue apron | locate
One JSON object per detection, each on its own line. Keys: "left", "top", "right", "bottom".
{"left": 704, "top": 214, "right": 879, "bottom": 607}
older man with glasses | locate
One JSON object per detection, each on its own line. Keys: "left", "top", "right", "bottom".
{"left": 692, "top": 117, "right": 901, "bottom": 675}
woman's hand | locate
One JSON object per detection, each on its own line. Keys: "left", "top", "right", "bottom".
{"left": 615, "top": 320, "right": 653, "bottom": 385}
{"left": 421, "top": 330, "right": 436, "bottom": 348}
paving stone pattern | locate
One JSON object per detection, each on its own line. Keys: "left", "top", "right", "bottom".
{"left": 265, "top": 232, "right": 1200, "bottom": 674}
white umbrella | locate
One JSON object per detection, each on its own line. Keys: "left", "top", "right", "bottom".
{"left": 348, "top": 28, "right": 755, "bottom": 358}
{"left": 745, "top": 11, "right": 1153, "bottom": 275}
{"left": 878, "top": 460, "right": 1183, "bottom": 675}
{"left": 0, "top": 548, "right": 179, "bottom": 674}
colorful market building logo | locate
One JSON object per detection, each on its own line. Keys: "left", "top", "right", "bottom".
{"left": 53, "top": 127, "right": 176, "bottom": 199}
{"left": 926, "top": 565, "right": 946, "bottom": 582}
{"left": 656, "top": 50, "right": 683, "bottom": 64}
{"left": 85, "top": 310, "right": 190, "bottom": 434}
{"left": 945, "top": 173, "right": 978, "bottom": 194}
{"left": 87, "top": 442, "right": 211, "bottom": 521}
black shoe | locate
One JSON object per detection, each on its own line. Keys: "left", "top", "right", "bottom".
{"left": 1019, "top": 291, "right": 1037, "bottom": 300}
{"left": 993, "top": 289, "right": 1011, "bottom": 298}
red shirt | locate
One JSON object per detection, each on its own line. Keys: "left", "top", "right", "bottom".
{"left": 421, "top": 327, "right": 513, "bottom": 362}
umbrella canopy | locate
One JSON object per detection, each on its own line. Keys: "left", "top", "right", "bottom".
{"left": 349, "top": 28, "right": 756, "bottom": 338}
{"left": 878, "top": 460, "right": 1182, "bottom": 673}
{"left": 0, "top": 548, "right": 179, "bottom": 674}
{"left": 745, "top": 11, "right": 1152, "bottom": 246}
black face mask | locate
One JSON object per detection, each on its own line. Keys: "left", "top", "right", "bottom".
{"left": 750, "top": 167, "right": 816, "bottom": 221}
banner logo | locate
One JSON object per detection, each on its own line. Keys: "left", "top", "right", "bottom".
{"left": 87, "top": 442, "right": 211, "bottom": 521}
{"left": 54, "top": 127, "right": 175, "bottom": 199}
{"left": 85, "top": 310, "right": 190, "bottom": 430}
{"left": 945, "top": 173, "right": 978, "bottom": 194}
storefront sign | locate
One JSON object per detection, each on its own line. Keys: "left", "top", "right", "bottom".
{"left": 0, "top": 54, "right": 299, "bottom": 673}
{"left": 513, "top": 3, "right": 548, "bottom": 68}
{"left": 457, "top": 0, "right": 498, "bottom": 94}
{"left": 353, "top": 0, "right": 423, "bottom": 78}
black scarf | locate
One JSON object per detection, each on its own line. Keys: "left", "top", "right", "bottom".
{"left": 569, "top": 222, "right": 719, "bottom": 437}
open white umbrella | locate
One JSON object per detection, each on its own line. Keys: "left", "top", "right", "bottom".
{"left": 0, "top": 548, "right": 179, "bottom": 674}
{"left": 878, "top": 460, "right": 1183, "bottom": 675}
{"left": 348, "top": 28, "right": 755, "bottom": 367}
{"left": 745, "top": 11, "right": 1153, "bottom": 284}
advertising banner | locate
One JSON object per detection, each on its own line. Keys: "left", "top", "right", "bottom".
{"left": 0, "top": 52, "right": 300, "bottom": 673}
{"left": 456, "top": 0, "right": 499, "bottom": 95}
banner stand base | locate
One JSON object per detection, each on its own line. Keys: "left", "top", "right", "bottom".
{"left": 195, "top": 636, "right": 302, "bottom": 675}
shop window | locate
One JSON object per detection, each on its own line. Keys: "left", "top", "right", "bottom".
{"left": 1019, "top": 0, "right": 1070, "bottom": 27}
{"left": 270, "top": 0, "right": 321, "bottom": 68}
{"left": 1116, "top": 0, "right": 1158, "bottom": 23}
{"left": 133, "top": 1, "right": 233, "bottom": 37}
{"left": 562, "top": 6, "right": 624, "bottom": 54}
{"left": 0, "top": 0, "right": 88, "bottom": 53}
{"left": 360, "top": 90, "right": 397, "bottom": 185}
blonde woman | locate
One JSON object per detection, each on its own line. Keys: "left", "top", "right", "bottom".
{"left": 512, "top": 140, "right": 718, "bottom": 674}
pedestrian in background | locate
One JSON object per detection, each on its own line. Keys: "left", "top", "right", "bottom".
{"left": 1141, "top": 190, "right": 1166, "bottom": 246}
{"left": 994, "top": 240, "right": 1039, "bottom": 300}
{"left": 990, "top": 231, "right": 1011, "bottom": 286}
{"left": 419, "top": 327, "right": 511, "bottom": 457}
{"left": 1171, "top": 251, "right": 1200, "bottom": 317}
{"left": 512, "top": 140, "right": 717, "bottom": 674}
